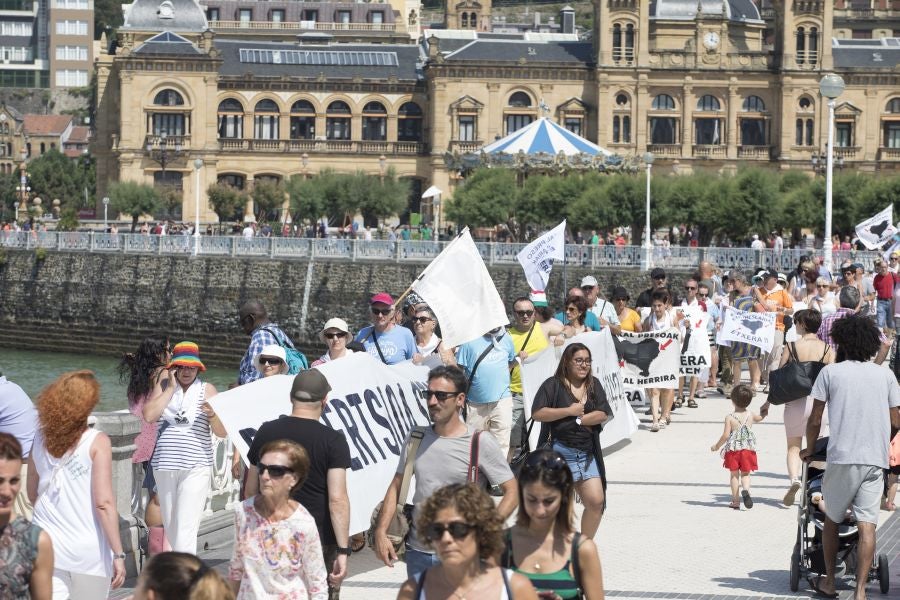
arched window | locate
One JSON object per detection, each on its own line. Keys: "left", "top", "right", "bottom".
{"left": 362, "top": 101, "right": 387, "bottom": 141}
{"left": 254, "top": 99, "right": 279, "bottom": 140}
{"left": 326, "top": 100, "right": 351, "bottom": 140}
{"left": 461, "top": 12, "right": 468, "bottom": 27}
{"left": 886, "top": 98, "right": 900, "bottom": 113}
{"left": 153, "top": 89, "right": 185, "bottom": 106}
{"left": 883, "top": 98, "right": 900, "bottom": 149}
{"left": 743, "top": 96, "right": 766, "bottom": 112}
{"left": 796, "top": 27, "right": 806, "bottom": 64}
{"left": 651, "top": 94, "right": 675, "bottom": 110}
{"left": 505, "top": 92, "right": 535, "bottom": 134}
{"left": 398, "top": 102, "right": 423, "bottom": 142}
{"left": 612, "top": 23, "right": 635, "bottom": 62}
{"left": 808, "top": 27, "right": 819, "bottom": 63}
{"left": 795, "top": 118, "right": 814, "bottom": 146}
{"left": 696, "top": 95, "right": 721, "bottom": 111}
{"left": 290, "top": 99, "right": 315, "bottom": 140}
{"left": 508, "top": 92, "right": 532, "bottom": 108}
{"left": 217, "top": 98, "right": 244, "bottom": 139}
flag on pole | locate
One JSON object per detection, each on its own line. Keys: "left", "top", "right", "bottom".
{"left": 516, "top": 220, "right": 566, "bottom": 292}
{"left": 855, "top": 205, "right": 897, "bottom": 250}
{"left": 410, "top": 228, "right": 509, "bottom": 348}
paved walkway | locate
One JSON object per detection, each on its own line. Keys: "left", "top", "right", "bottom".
{"left": 112, "top": 386, "right": 900, "bottom": 599}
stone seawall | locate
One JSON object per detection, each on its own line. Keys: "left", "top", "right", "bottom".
{"left": 0, "top": 250, "right": 693, "bottom": 367}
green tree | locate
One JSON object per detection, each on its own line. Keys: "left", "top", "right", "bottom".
{"left": 287, "top": 175, "right": 327, "bottom": 226}
{"left": 602, "top": 174, "right": 646, "bottom": 239}
{"left": 353, "top": 167, "right": 409, "bottom": 227}
{"left": 712, "top": 168, "right": 779, "bottom": 241}
{"left": 94, "top": 0, "right": 124, "bottom": 39}
{"left": 0, "top": 172, "right": 17, "bottom": 222}
{"left": 518, "top": 173, "right": 589, "bottom": 228}
{"left": 568, "top": 178, "right": 617, "bottom": 232}
{"left": 445, "top": 169, "right": 519, "bottom": 229}
{"left": 207, "top": 183, "right": 246, "bottom": 230}
{"left": 108, "top": 181, "right": 161, "bottom": 232}
{"left": 251, "top": 179, "right": 286, "bottom": 223}
{"left": 24, "top": 149, "right": 94, "bottom": 210}
{"left": 56, "top": 206, "right": 80, "bottom": 231}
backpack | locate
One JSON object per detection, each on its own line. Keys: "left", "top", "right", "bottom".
{"left": 262, "top": 326, "right": 309, "bottom": 373}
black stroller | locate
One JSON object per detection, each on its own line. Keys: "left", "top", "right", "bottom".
{"left": 789, "top": 437, "right": 890, "bottom": 593}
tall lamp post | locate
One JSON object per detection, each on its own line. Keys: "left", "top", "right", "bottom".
{"left": 193, "top": 158, "right": 203, "bottom": 256}
{"left": 642, "top": 151, "right": 655, "bottom": 271}
{"left": 102, "top": 196, "right": 109, "bottom": 231}
{"left": 819, "top": 73, "right": 845, "bottom": 275}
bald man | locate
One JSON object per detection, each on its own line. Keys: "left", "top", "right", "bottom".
{"left": 238, "top": 300, "right": 293, "bottom": 386}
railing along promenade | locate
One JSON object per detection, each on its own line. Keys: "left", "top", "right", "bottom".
{"left": 0, "top": 231, "right": 885, "bottom": 271}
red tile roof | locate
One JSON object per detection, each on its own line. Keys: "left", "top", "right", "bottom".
{"left": 66, "top": 125, "right": 91, "bottom": 144}
{"left": 23, "top": 114, "right": 73, "bottom": 136}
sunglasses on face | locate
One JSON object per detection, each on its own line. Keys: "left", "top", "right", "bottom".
{"left": 423, "top": 522, "right": 476, "bottom": 542}
{"left": 653, "top": 276, "right": 666, "bottom": 281}
{"left": 258, "top": 463, "right": 294, "bottom": 479}
{"left": 515, "top": 310, "right": 534, "bottom": 317}
{"left": 419, "top": 389, "right": 461, "bottom": 402}
{"left": 817, "top": 284, "right": 828, "bottom": 288}
{"left": 698, "top": 293, "right": 709, "bottom": 298}
{"left": 685, "top": 286, "right": 697, "bottom": 291}
{"left": 572, "top": 357, "right": 592, "bottom": 366}
{"left": 259, "top": 357, "right": 283, "bottom": 366}
{"left": 413, "top": 316, "right": 433, "bottom": 324}
{"left": 371, "top": 307, "right": 392, "bottom": 316}
{"left": 324, "top": 332, "right": 347, "bottom": 340}
{"left": 565, "top": 306, "right": 578, "bottom": 312}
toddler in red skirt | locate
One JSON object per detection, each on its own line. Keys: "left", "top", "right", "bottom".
{"left": 710, "top": 384, "right": 766, "bottom": 509}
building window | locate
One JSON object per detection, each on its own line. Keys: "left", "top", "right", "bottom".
{"left": 612, "top": 23, "right": 635, "bottom": 61}
{"left": 337, "top": 10, "right": 351, "bottom": 24}
{"left": 564, "top": 116, "right": 583, "bottom": 136}
{"left": 55, "top": 20, "right": 88, "bottom": 35}
{"left": 0, "top": 47, "right": 32, "bottom": 62}
{"left": 1, "top": 22, "right": 32, "bottom": 36}
{"left": 740, "top": 120, "right": 766, "bottom": 146}
{"left": 398, "top": 102, "right": 423, "bottom": 142}
{"left": 54, "top": 0, "right": 89, "bottom": 8}
{"left": 55, "top": 45, "right": 88, "bottom": 61}
{"left": 254, "top": 99, "right": 279, "bottom": 140}
{"left": 649, "top": 118, "right": 677, "bottom": 144}
{"left": 362, "top": 101, "right": 387, "bottom": 141}
{"left": 217, "top": 98, "right": 244, "bottom": 139}
{"left": 508, "top": 92, "right": 532, "bottom": 108}
{"left": 884, "top": 123, "right": 900, "bottom": 148}
{"left": 794, "top": 118, "right": 814, "bottom": 146}
{"left": 504, "top": 92, "right": 534, "bottom": 135}
{"left": 370, "top": 11, "right": 384, "bottom": 24}
{"left": 742, "top": 95, "right": 766, "bottom": 112}
{"left": 694, "top": 119, "right": 722, "bottom": 145}
{"left": 835, "top": 122, "right": 853, "bottom": 147}
{"left": 153, "top": 89, "right": 185, "bottom": 106}
{"left": 458, "top": 115, "right": 476, "bottom": 141}
{"left": 218, "top": 173, "right": 245, "bottom": 190}
{"left": 152, "top": 114, "right": 185, "bottom": 136}
{"left": 207, "top": 7, "right": 220, "bottom": 20}
{"left": 302, "top": 9, "right": 318, "bottom": 21}
{"left": 290, "top": 99, "right": 315, "bottom": 140}
{"left": 616, "top": 93, "right": 630, "bottom": 108}
{"left": 54, "top": 69, "right": 88, "bottom": 87}
{"left": 613, "top": 115, "right": 631, "bottom": 143}
{"left": 239, "top": 8, "right": 252, "bottom": 23}
{"left": 326, "top": 100, "right": 351, "bottom": 140}
{"left": 271, "top": 9, "right": 284, "bottom": 22}
{"left": 651, "top": 94, "right": 676, "bottom": 110}
{"left": 696, "top": 95, "right": 721, "bottom": 111}
{"left": 796, "top": 26, "right": 819, "bottom": 65}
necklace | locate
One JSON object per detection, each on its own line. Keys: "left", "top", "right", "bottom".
{"left": 443, "top": 565, "right": 484, "bottom": 600}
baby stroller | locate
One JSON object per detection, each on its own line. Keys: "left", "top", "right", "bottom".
{"left": 789, "top": 437, "right": 890, "bottom": 593}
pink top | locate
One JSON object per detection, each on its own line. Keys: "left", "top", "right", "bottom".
{"left": 129, "top": 393, "right": 159, "bottom": 463}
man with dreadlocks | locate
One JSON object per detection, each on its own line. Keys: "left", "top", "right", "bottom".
{"left": 801, "top": 314, "right": 900, "bottom": 599}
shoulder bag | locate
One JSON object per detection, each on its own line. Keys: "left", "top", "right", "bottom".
{"left": 767, "top": 342, "right": 829, "bottom": 406}
{"left": 262, "top": 326, "right": 309, "bottom": 373}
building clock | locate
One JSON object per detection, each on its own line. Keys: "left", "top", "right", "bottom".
{"left": 703, "top": 31, "right": 720, "bottom": 50}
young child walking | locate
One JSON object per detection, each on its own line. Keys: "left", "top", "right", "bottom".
{"left": 710, "top": 384, "right": 766, "bottom": 509}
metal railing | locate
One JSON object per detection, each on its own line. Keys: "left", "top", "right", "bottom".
{"left": 0, "top": 231, "right": 886, "bottom": 270}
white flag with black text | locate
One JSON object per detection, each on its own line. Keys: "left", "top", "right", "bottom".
{"left": 855, "top": 205, "right": 897, "bottom": 250}
{"left": 516, "top": 220, "right": 567, "bottom": 292}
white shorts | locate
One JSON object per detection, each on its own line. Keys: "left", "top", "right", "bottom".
{"left": 822, "top": 463, "right": 883, "bottom": 525}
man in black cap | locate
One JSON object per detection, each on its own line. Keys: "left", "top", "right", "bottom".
{"left": 636, "top": 267, "right": 678, "bottom": 309}
{"left": 244, "top": 370, "right": 352, "bottom": 599}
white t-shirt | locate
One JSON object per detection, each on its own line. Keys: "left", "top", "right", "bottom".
{"left": 242, "top": 226, "right": 254, "bottom": 240}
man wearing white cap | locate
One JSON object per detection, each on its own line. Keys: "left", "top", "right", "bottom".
{"left": 580, "top": 275, "right": 622, "bottom": 335}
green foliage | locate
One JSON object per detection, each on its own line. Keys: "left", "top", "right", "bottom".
{"left": 23, "top": 149, "right": 94, "bottom": 210}
{"left": 251, "top": 179, "right": 286, "bottom": 223}
{"left": 445, "top": 169, "right": 519, "bottom": 228}
{"left": 712, "top": 168, "right": 780, "bottom": 240}
{"left": 288, "top": 168, "right": 410, "bottom": 227}
{"left": 354, "top": 167, "right": 410, "bottom": 226}
{"left": 56, "top": 206, "right": 79, "bottom": 231}
{"left": 856, "top": 175, "right": 900, "bottom": 220}
{"left": 108, "top": 181, "right": 161, "bottom": 232}
{"left": 34, "top": 247, "right": 47, "bottom": 261}
{"left": 0, "top": 171, "right": 17, "bottom": 221}
{"left": 207, "top": 183, "right": 246, "bottom": 228}
{"left": 94, "top": 0, "right": 123, "bottom": 39}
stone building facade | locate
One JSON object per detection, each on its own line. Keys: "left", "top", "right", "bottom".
{"left": 92, "top": 0, "right": 900, "bottom": 223}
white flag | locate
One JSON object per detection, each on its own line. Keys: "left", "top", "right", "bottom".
{"left": 410, "top": 228, "right": 508, "bottom": 347}
{"left": 516, "top": 220, "right": 566, "bottom": 291}
{"left": 855, "top": 205, "right": 897, "bottom": 250}
{"left": 720, "top": 307, "right": 777, "bottom": 353}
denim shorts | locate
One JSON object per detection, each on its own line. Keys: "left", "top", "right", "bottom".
{"left": 552, "top": 440, "right": 600, "bottom": 482}
{"left": 876, "top": 299, "right": 893, "bottom": 329}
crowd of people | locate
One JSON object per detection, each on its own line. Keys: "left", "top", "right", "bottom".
{"left": 0, "top": 247, "right": 898, "bottom": 600}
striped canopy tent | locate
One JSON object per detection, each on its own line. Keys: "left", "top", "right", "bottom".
{"left": 482, "top": 117, "right": 612, "bottom": 157}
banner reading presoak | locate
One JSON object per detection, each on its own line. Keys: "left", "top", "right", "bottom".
{"left": 618, "top": 329, "right": 680, "bottom": 388}
{"left": 208, "top": 353, "right": 431, "bottom": 535}
{"left": 720, "top": 307, "right": 777, "bottom": 353}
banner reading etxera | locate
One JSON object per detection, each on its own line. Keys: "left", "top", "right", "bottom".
{"left": 618, "top": 330, "right": 680, "bottom": 388}
{"left": 208, "top": 352, "right": 431, "bottom": 534}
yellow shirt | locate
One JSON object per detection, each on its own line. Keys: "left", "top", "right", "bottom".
{"left": 507, "top": 323, "right": 549, "bottom": 394}
{"left": 618, "top": 307, "right": 642, "bottom": 332}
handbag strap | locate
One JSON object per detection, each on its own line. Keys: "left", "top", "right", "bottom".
{"left": 571, "top": 532, "right": 584, "bottom": 597}
{"left": 368, "top": 329, "right": 388, "bottom": 364}
{"left": 821, "top": 344, "right": 830, "bottom": 361}
{"left": 786, "top": 342, "right": 799, "bottom": 363}
{"left": 467, "top": 430, "right": 482, "bottom": 484}
{"left": 397, "top": 427, "right": 425, "bottom": 509}
{"left": 466, "top": 343, "right": 495, "bottom": 395}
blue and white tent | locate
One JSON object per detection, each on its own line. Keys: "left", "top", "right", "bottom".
{"left": 482, "top": 117, "right": 612, "bottom": 157}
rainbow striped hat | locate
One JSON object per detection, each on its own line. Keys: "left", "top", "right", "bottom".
{"left": 168, "top": 341, "right": 206, "bottom": 371}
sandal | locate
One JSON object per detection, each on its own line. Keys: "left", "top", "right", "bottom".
{"left": 673, "top": 396, "right": 684, "bottom": 408}
{"left": 729, "top": 500, "right": 740, "bottom": 510}
{"left": 650, "top": 423, "right": 660, "bottom": 432}
{"left": 687, "top": 398, "right": 698, "bottom": 408}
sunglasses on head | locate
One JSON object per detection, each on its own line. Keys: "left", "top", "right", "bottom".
{"left": 413, "top": 316, "right": 433, "bottom": 324}
{"left": 515, "top": 310, "right": 534, "bottom": 317}
{"left": 423, "top": 522, "right": 476, "bottom": 542}
{"left": 523, "top": 452, "right": 568, "bottom": 472}
{"left": 258, "top": 463, "right": 294, "bottom": 479}
{"left": 259, "top": 357, "right": 283, "bottom": 366}
{"left": 371, "top": 307, "right": 392, "bottom": 316}
{"left": 324, "top": 332, "right": 347, "bottom": 340}
{"left": 419, "top": 389, "right": 461, "bottom": 401}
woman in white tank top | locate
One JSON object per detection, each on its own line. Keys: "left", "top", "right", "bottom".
{"left": 28, "top": 371, "right": 127, "bottom": 599}
{"left": 640, "top": 289, "right": 683, "bottom": 432}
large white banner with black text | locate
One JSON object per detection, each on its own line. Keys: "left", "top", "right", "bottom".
{"left": 720, "top": 307, "right": 777, "bottom": 353}
{"left": 618, "top": 330, "right": 681, "bottom": 389}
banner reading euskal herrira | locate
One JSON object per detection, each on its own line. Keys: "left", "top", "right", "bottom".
{"left": 618, "top": 330, "right": 680, "bottom": 389}
{"left": 207, "top": 353, "right": 431, "bottom": 535}
{"left": 720, "top": 307, "right": 777, "bottom": 353}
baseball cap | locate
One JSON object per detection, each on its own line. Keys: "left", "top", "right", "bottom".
{"left": 370, "top": 292, "right": 394, "bottom": 306}
{"left": 650, "top": 267, "right": 666, "bottom": 279}
{"left": 777, "top": 272, "right": 787, "bottom": 284}
{"left": 580, "top": 275, "right": 599, "bottom": 288}
{"left": 319, "top": 317, "right": 351, "bottom": 342}
{"left": 290, "top": 369, "right": 332, "bottom": 401}
{"left": 611, "top": 286, "right": 629, "bottom": 300}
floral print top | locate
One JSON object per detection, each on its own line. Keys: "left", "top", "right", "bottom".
{"left": 0, "top": 517, "right": 41, "bottom": 598}
{"left": 229, "top": 498, "right": 328, "bottom": 600}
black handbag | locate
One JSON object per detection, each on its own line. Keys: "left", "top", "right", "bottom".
{"left": 767, "top": 342, "right": 829, "bottom": 406}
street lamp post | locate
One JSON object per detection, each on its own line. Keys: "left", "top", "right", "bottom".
{"left": 102, "top": 196, "right": 109, "bottom": 231}
{"left": 642, "top": 151, "right": 655, "bottom": 271}
{"left": 378, "top": 154, "right": 386, "bottom": 184}
{"left": 819, "top": 73, "right": 845, "bottom": 275}
{"left": 193, "top": 159, "right": 202, "bottom": 256}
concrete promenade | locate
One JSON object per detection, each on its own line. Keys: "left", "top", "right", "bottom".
{"left": 112, "top": 387, "right": 900, "bottom": 599}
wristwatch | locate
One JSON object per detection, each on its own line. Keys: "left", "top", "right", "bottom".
{"left": 114, "top": 552, "right": 126, "bottom": 560}
{"left": 336, "top": 546, "right": 353, "bottom": 556}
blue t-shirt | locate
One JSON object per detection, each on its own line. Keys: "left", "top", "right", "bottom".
{"left": 355, "top": 325, "right": 417, "bottom": 364}
{"left": 456, "top": 334, "right": 515, "bottom": 404}
{"left": 553, "top": 310, "right": 601, "bottom": 330}
{"left": 0, "top": 376, "right": 37, "bottom": 458}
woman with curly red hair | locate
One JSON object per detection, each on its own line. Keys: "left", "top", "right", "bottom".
{"left": 27, "top": 370, "right": 127, "bottom": 599}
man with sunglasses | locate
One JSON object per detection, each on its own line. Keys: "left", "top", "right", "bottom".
{"left": 507, "top": 296, "right": 549, "bottom": 461}
{"left": 245, "top": 370, "right": 352, "bottom": 600}
{"left": 636, "top": 267, "right": 679, "bottom": 309}
{"left": 580, "top": 275, "right": 622, "bottom": 335}
{"left": 373, "top": 365, "right": 516, "bottom": 580}
{"left": 354, "top": 292, "right": 417, "bottom": 365}
{"left": 237, "top": 300, "right": 296, "bottom": 386}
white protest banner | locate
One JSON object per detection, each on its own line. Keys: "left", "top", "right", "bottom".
{"left": 411, "top": 227, "right": 508, "bottom": 348}
{"left": 679, "top": 312, "right": 711, "bottom": 377}
{"left": 882, "top": 235, "right": 900, "bottom": 262}
{"left": 623, "top": 385, "right": 647, "bottom": 408}
{"left": 516, "top": 220, "right": 566, "bottom": 292}
{"left": 618, "top": 330, "right": 680, "bottom": 389}
{"left": 855, "top": 205, "right": 897, "bottom": 250}
{"left": 520, "top": 331, "right": 639, "bottom": 452}
{"left": 720, "top": 307, "right": 777, "bottom": 353}
{"left": 784, "top": 301, "right": 807, "bottom": 343}
{"left": 208, "top": 353, "right": 431, "bottom": 535}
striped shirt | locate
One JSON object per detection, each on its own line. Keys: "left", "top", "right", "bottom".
{"left": 151, "top": 382, "right": 213, "bottom": 471}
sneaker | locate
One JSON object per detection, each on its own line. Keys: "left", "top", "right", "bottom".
{"left": 783, "top": 480, "right": 801, "bottom": 506}
{"left": 742, "top": 490, "right": 753, "bottom": 509}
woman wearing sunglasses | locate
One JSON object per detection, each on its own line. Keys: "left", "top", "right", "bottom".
{"left": 503, "top": 449, "right": 604, "bottom": 600}
{"left": 803, "top": 277, "right": 837, "bottom": 316}
{"left": 531, "top": 344, "right": 610, "bottom": 539}
{"left": 311, "top": 318, "right": 355, "bottom": 367}
{"left": 254, "top": 344, "right": 289, "bottom": 377}
{"left": 560, "top": 296, "right": 592, "bottom": 344}
{"left": 230, "top": 439, "right": 328, "bottom": 598}
{"left": 397, "top": 483, "right": 537, "bottom": 600}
